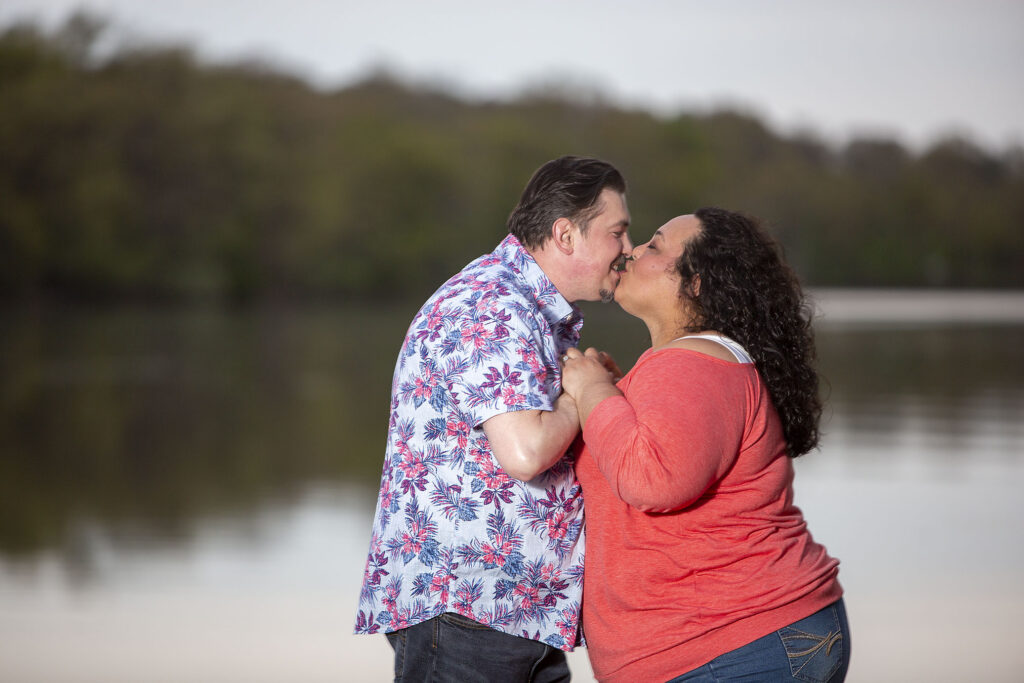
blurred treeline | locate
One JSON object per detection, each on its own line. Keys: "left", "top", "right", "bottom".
{"left": 2, "top": 14, "right": 1023, "bottom": 304}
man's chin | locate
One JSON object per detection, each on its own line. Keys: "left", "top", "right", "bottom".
{"left": 597, "top": 270, "right": 624, "bottom": 303}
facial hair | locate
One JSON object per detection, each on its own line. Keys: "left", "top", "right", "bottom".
{"left": 601, "top": 255, "right": 629, "bottom": 303}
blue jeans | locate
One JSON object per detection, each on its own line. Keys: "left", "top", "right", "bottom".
{"left": 666, "top": 599, "right": 850, "bottom": 683}
{"left": 385, "top": 612, "right": 570, "bottom": 682}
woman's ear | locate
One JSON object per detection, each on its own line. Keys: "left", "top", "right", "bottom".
{"left": 689, "top": 273, "right": 701, "bottom": 297}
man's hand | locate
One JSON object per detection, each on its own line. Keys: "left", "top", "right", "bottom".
{"left": 560, "top": 347, "right": 624, "bottom": 428}
{"left": 561, "top": 347, "right": 617, "bottom": 397}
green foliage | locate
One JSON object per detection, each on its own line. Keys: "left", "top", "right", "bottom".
{"left": 2, "top": 15, "right": 1022, "bottom": 301}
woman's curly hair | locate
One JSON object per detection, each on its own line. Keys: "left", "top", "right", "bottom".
{"left": 677, "top": 207, "right": 821, "bottom": 457}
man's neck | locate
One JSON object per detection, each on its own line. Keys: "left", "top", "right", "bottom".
{"left": 527, "top": 243, "right": 576, "bottom": 304}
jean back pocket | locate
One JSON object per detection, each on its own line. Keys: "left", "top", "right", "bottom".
{"left": 778, "top": 603, "right": 844, "bottom": 682}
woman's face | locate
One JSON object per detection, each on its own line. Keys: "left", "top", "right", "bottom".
{"left": 614, "top": 215, "right": 702, "bottom": 320}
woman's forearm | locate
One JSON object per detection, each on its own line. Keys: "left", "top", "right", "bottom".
{"left": 573, "top": 382, "right": 623, "bottom": 429}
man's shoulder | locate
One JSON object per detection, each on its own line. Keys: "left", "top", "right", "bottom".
{"left": 424, "top": 256, "right": 534, "bottom": 311}
{"left": 399, "top": 261, "right": 536, "bottom": 356}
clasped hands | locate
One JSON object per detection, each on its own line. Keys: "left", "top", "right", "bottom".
{"left": 559, "top": 347, "right": 622, "bottom": 400}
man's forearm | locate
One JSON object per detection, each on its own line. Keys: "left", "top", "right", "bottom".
{"left": 482, "top": 395, "right": 580, "bottom": 481}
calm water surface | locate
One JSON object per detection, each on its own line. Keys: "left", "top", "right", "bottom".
{"left": 1, "top": 290, "right": 1023, "bottom": 682}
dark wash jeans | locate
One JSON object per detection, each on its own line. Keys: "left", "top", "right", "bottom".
{"left": 385, "top": 612, "right": 570, "bottom": 683}
{"left": 666, "top": 598, "right": 851, "bottom": 683}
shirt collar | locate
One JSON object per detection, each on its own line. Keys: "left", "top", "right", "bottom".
{"left": 495, "top": 234, "right": 583, "bottom": 332}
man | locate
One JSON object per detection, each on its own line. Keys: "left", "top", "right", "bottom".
{"left": 355, "top": 156, "right": 632, "bottom": 681}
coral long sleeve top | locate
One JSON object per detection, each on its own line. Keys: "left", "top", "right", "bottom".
{"left": 576, "top": 347, "right": 842, "bottom": 682}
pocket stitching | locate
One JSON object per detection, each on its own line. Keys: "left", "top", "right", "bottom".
{"left": 439, "top": 611, "right": 494, "bottom": 631}
{"left": 779, "top": 606, "right": 843, "bottom": 682}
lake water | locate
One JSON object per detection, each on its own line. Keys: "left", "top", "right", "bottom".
{"left": 1, "top": 290, "right": 1023, "bottom": 682}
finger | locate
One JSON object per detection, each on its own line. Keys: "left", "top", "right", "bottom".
{"left": 600, "top": 351, "right": 622, "bottom": 372}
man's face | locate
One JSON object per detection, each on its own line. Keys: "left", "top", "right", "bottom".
{"left": 569, "top": 188, "right": 632, "bottom": 303}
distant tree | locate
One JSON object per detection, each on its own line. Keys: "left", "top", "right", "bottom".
{"left": 1, "top": 14, "right": 1021, "bottom": 302}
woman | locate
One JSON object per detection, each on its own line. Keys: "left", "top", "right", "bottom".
{"left": 561, "top": 208, "right": 848, "bottom": 682}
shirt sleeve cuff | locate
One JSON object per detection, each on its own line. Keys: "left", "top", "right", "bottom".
{"left": 471, "top": 396, "right": 555, "bottom": 429}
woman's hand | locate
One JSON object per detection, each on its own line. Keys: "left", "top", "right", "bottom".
{"left": 596, "top": 350, "right": 624, "bottom": 382}
{"left": 560, "top": 347, "right": 624, "bottom": 427}
{"left": 560, "top": 347, "right": 615, "bottom": 398}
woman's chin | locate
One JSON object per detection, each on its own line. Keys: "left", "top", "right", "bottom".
{"left": 611, "top": 291, "right": 637, "bottom": 316}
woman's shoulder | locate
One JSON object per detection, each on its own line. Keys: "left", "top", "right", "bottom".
{"left": 663, "top": 337, "right": 742, "bottom": 363}
{"left": 646, "top": 332, "right": 752, "bottom": 365}
{"left": 628, "top": 346, "right": 749, "bottom": 381}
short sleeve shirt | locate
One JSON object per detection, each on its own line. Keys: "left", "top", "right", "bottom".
{"left": 355, "top": 234, "right": 586, "bottom": 650}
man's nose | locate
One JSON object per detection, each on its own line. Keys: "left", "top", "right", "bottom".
{"left": 622, "top": 234, "right": 634, "bottom": 254}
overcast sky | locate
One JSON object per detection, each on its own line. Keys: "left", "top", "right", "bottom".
{"left": 3, "top": 0, "right": 1022, "bottom": 152}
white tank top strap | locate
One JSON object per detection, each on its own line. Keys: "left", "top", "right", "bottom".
{"left": 669, "top": 334, "right": 754, "bottom": 364}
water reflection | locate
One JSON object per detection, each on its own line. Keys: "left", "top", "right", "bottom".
{"left": 2, "top": 293, "right": 1024, "bottom": 682}
{"left": 1, "top": 297, "right": 1022, "bottom": 571}
{"left": 817, "top": 325, "right": 1024, "bottom": 460}
{"left": 0, "top": 304, "right": 412, "bottom": 572}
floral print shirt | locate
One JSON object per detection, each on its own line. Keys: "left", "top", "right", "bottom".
{"left": 355, "top": 234, "right": 586, "bottom": 650}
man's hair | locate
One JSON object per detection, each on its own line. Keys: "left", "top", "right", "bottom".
{"left": 507, "top": 156, "right": 626, "bottom": 250}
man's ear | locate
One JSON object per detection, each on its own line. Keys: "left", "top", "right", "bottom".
{"left": 551, "top": 217, "right": 576, "bottom": 255}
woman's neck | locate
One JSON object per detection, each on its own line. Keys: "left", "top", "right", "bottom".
{"left": 645, "top": 317, "right": 700, "bottom": 349}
